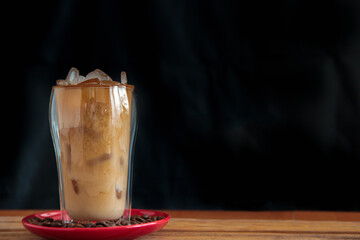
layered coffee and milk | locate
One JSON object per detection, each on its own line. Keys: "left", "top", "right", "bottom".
{"left": 52, "top": 68, "right": 134, "bottom": 221}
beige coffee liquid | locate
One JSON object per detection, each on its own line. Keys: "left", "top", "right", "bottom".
{"left": 54, "top": 83, "right": 133, "bottom": 221}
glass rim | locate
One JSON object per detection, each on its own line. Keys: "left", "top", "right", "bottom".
{"left": 52, "top": 83, "right": 135, "bottom": 90}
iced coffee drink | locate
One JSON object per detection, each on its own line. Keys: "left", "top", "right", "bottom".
{"left": 50, "top": 68, "right": 134, "bottom": 221}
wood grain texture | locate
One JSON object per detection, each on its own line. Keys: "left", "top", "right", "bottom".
{"left": 164, "top": 210, "right": 294, "bottom": 220}
{"left": 3, "top": 210, "right": 360, "bottom": 221}
{"left": 146, "top": 232, "right": 360, "bottom": 240}
{"left": 2, "top": 231, "right": 360, "bottom": 240}
{"left": 1, "top": 215, "right": 360, "bottom": 239}
{"left": 163, "top": 218, "right": 360, "bottom": 234}
{"left": 294, "top": 211, "right": 360, "bottom": 222}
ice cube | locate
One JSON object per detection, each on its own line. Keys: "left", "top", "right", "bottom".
{"left": 58, "top": 68, "right": 118, "bottom": 86}
{"left": 56, "top": 80, "right": 69, "bottom": 86}
{"left": 77, "top": 78, "right": 100, "bottom": 86}
{"left": 65, "top": 67, "right": 81, "bottom": 85}
{"left": 78, "top": 75, "right": 85, "bottom": 84}
{"left": 85, "top": 69, "right": 112, "bottom": 82}
{"left": 121, "top": 71, "right": 127, "bottom": 84}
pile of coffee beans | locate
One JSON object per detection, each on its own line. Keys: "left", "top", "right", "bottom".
{"left": 27, "top": 214, "right": 166, "bottom": 228}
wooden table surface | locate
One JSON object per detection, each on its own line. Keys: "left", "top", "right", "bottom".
{"left": 1, "top": 210, "right": 360, "bottom": 239}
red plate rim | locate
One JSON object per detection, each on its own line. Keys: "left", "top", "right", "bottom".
{"left": 22, "top": 209, "right": 170, "bottom": 231}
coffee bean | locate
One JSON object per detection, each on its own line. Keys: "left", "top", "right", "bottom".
{"left": 51, "top": 222, "right": 62, "bottom": 227}
{"left": 43, "top": 217, "right": 54, "bottom": 222}
{"left": 80, "top": 221, "right": 95, "bottom": 228}
{"left": 134, "top": 216, "right": 146, "bottom": 223}
{"left": 68, "top": 223, "right": 76, "bottom": 228}
{"left": 116, "top": 218, "right": 130, "bottom": 226}
{"left": 40, "top": 222, "right": 52, "bottom": 226}
{"left": 26, "top": 214, "right": 165, "bottom": 228}
{"left": 96, "top": 221, "right": 107, "bottom": 227}
{"left": 74, "top": 223, "right": 84, "bottom": 228}
{"left": 130, "top": 220, "right": 139, "bottom": 225}
{"left": 106, "top": 221, "right": 116, "bottom": 227}
{"left": 52, "top": 220, "right": 62, "bottom": 226}
{"left": 27, "top": 217, "right": 41, "bottom": 224}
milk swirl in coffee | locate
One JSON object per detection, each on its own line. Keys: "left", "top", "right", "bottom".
{"left": 52, "top": 68, "right": 134, "bottom": 221}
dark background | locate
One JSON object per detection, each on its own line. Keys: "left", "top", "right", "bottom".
{"left": 2, "top": 0, "right": 360, "bottom": 211}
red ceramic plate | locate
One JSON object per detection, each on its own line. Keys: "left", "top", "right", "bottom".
{"left": 22, "top": 209, "right": 170, "bottom": 240}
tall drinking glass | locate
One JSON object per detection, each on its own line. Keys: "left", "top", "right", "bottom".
{"left": 49, "top": 75, "right": 136, "bottom": 223}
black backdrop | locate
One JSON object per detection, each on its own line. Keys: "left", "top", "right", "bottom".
{"left": 2, "top": 0, "right": 360, "bottom": 210}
